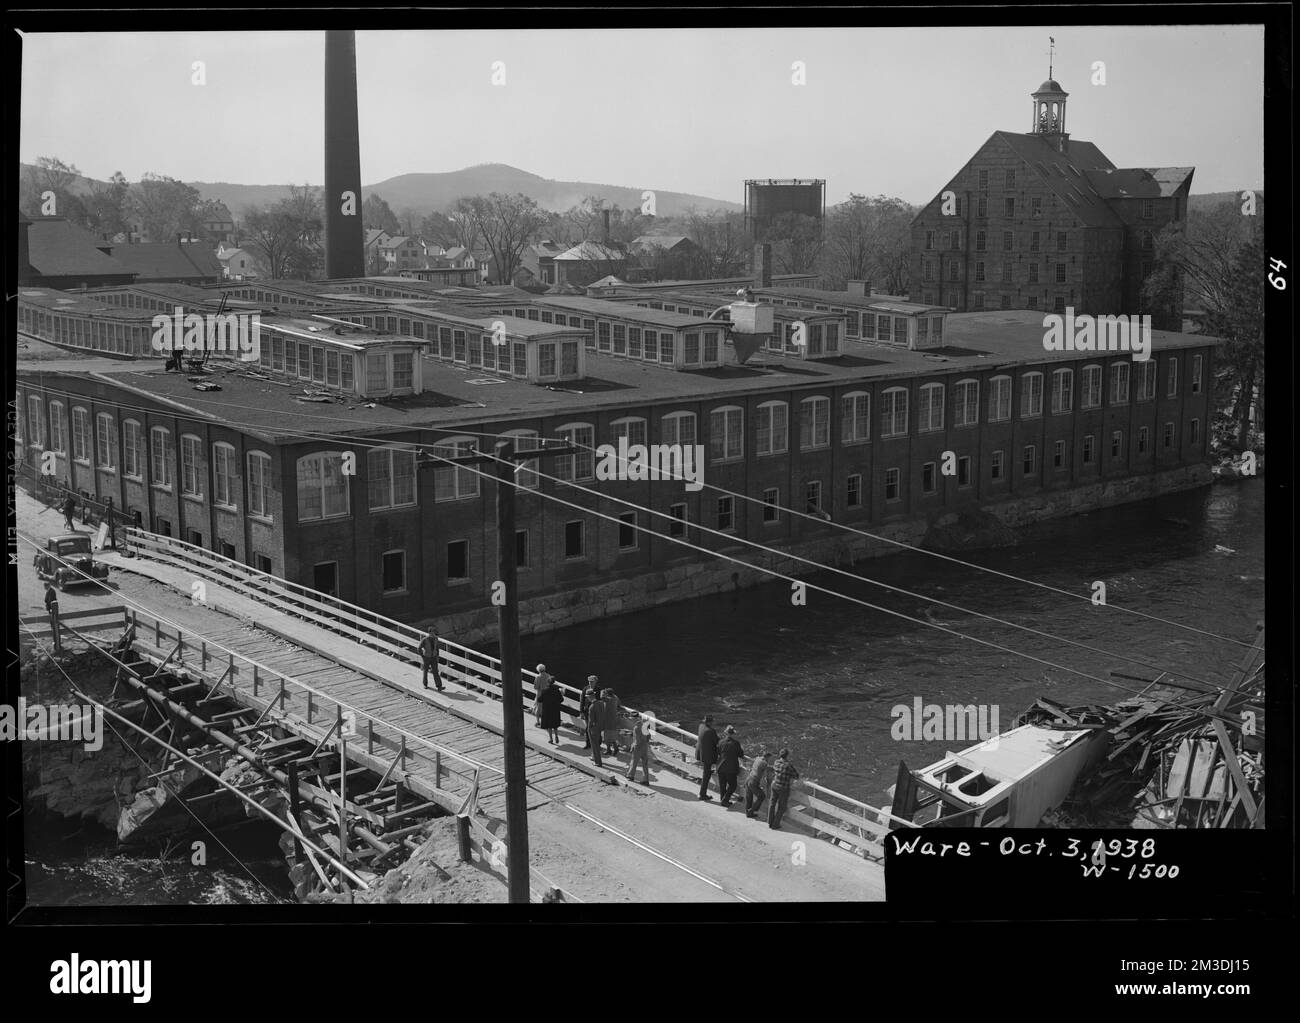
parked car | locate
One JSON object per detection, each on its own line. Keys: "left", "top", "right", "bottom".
{"left": 34, "top": 533, "right": 110, "bottom": 589}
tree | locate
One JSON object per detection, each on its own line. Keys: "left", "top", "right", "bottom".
{"left": 824, "top": 194, "right": 913, "bottom": 294}
{"left": 362, "top": 193, "right": 399, "bottom": 234}
{"left": 421, "top": 205, "right": 480, "bottom": 251}
{"left": 1143, "top": 199, "right": 1265, "bottom": 450}
{"left": 128, "top": 173, "right": 201, "bottom": 242}
{"left": 760, "top": 211, "right": 824, "bottom": 276}
{"left": 242, "top": 190, "right": 324, "bottom": 281}
{"left": 683, "top": 208, "right": 748, "bottom": 278}
{"left": 396, "top": 207, "right": 421, "bottom": 237}
{"left": 20, "top": 156, "right": 86, "bottom": 222}
{"left": 459, "top": 192, "right": 548, "bottom": 285}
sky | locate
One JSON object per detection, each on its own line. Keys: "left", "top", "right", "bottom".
{"left": 18, "top": 25, "right": 1265, "bottom": 206}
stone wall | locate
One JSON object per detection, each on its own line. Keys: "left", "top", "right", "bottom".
{"left": 437, "top": 464, "right": 1211, "bottom": 646}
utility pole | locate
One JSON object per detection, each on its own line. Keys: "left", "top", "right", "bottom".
{"left": 419, "top": 436, "right": 577, "bottom": 903}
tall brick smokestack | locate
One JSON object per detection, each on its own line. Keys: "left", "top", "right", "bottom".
{"left": 324, "top": 30, "right": 365, "bottom": 279}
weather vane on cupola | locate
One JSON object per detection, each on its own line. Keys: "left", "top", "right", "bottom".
{"left": 1048, "top": 36, "right": 1055, "bottom": 79}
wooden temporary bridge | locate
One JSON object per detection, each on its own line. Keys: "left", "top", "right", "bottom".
{"left": 29, "top": 523, "right": 913, "bottom": 901}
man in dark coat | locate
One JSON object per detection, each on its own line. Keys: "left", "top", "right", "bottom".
{"left": 418, "top": 627, "right": 444, "bottom": 691}
{"left": 579, "top": 676, "right": 600, "bottom": 749}
{"left": 768, "top": 749, "right": 801, "bottom": 829}
{"left": 744, "top": 750, "right": 772, "bottom": 819}
{"left": 62, "top": 494, "right": 77, "bottom": 531}
{"left": 586, "top": 689, "right": 607, "bottom": 767}
{"left": 716, "top": 725, "right": 745, "bottom": 807}
{"left": 695, "top": 715, "right": 719, "bottom": 801}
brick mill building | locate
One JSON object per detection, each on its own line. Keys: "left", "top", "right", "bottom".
{"left": 910, "top": 75, "right": 1193, "bottom": 330}
{"left": 16, "top": 268, "right": 1216, "bottom": 640}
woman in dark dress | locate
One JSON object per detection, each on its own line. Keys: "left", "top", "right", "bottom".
{"left": 538, "top": 678, "right": 565, "bottom": 745}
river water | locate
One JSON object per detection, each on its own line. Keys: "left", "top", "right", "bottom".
{"left": 23, "top": 480, "right": 1264, "bottom": 905}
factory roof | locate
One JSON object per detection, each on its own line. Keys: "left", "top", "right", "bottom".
{"left": 18, "top": 311, "right": 1218, "bottom": 446}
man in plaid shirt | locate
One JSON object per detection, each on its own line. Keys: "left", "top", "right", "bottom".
{"left": 767, "top": 749, "right": 800, "bottom": 830}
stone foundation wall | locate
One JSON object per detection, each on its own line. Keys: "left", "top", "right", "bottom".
{"left": 439, "top": 465, "right": 1212, "bottom": 646}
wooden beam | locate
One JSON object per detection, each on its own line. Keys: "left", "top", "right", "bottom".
{"left": 1211, "top": 718, "right": 1258, "bottom": 821}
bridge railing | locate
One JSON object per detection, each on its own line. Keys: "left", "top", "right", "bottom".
{"left": 120, "top": 527, "right": 912, "bottom": 856}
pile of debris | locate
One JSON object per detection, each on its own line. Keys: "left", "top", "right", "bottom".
{"left": 1027, "top": 626, "right": 1264, "bottom": 830}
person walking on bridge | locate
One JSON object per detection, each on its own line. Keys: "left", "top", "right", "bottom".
{"left": 767, "top": 749, "right": 800, "bottom": 830}
{"left": 626, "top": 712, "right": 653, "bottom": 785}
{"left": 695, "top": 715, "right": 719, "bottom": 801}
{"left": 744, "top": 750, "right": 772, "bottom": 819}
{"left": 601, "top": 688, "right": 623, "bottom": 756}
{"left": 716, "top": 726, "right": 745, "bottom": 807}
{"left": 580, "top": 676, "right": 600, "bottom": 749}
{"left": 419, "top": 627, "right": 444, "bottom": 692}
{"left": 532, "top": 664, "right": 553, "bottom": 724}
{"left": 586, "top": 688, "right": 607, "bottom": 768}
{"left": 538, "top": 672, "right": 564, "bottom": 746}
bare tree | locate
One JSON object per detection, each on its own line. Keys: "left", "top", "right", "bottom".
{"left": 129, "top": 173, "right": 202, "bottom": 241}
{"left": 460, "top": 192, "right": 548, "bottom": 284}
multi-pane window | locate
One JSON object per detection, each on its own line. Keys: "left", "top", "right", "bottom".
{"left": 180, "top": 435, "right": 202, "bottom": 495}
{"left": 392, "top": 353, "right": 413, "bottom": 390}
{"left": 1005, "top": 197, "right": 1015, "bottom": 217}
{"left": 1028, "top": 263, "right": 1039, "bottom": 283}
{"left": 1006, "top": 168, "right": 1016, "bottom": 189}
{"left": 1138, "top": 426, "right": 1149, "bottom": 454}
{"left": 1022, "top": 444, "right": 1036, "bottom": 476}
{"left": 846, "top": 474, "right": 863, "bottom": 507}
{"left": 1020, "top": 372, "right": 1044, "bottom": 418}
{"left": 1081, "top": 365, "right": 1102, "bottom": 408}
{"left": 1191, "top": 355, "right": 1203, "bottom": 394}
{"left": 1002, "top": 264, "right": 1013, "bottom": 284}
{"left": 1163, "top": 422, "right": 1175, "bottom": 448}
{"left": 1137, "top": 360, "right": 1157, "bottom": 400}
{"left": 311, "top": 346, "right": 325, "bottom": 382}
{"left": 27, "top": 396, "right": 43, "bottom": 447}
{"left": 539, "top": 343, "right": 556, "bottom": 377}
{"left": 762, "top": 487, "right": 780, "bottom": 522}
{"left": 150, "top": 427, "right": 173, "bottom": 487}
{"left": 918, "top": 384, "right": 944, "bottom": 432}
{"left": 877, "top": 316, "right": 891, "bottom": 343}
{"left": 756, "top": 402, "right": 788, "bottom": 456}
{"left": 1054, "top": 440, "right": 1066, "bottom": 469}
{"left": 988, "top": 376, "right": 1012, "bottom": 422}
{"left": 805, "top": 481, "right": 823, "bottom": 513}
{"left": 1190, "top": 418, "right": 1200, "bottom": 444}
{"left": 247, "top": 451, "right": 272, "bottom": 518}
{"left": 505, "top": 431, "right": 541, "bottom": 490}
{"left": 668, "top": 503, "right": 688, "bottom": 539}
{"left": 884, "top": 467, "right": 901, "bottom": 501}
{"left": 1057, "top": 232, "right": 1068, "bottom": 251}
{"left": 368, "top": 447, "right": 417, "bottom": 510}
{"left": 709, "top": 407, "right": 744, "bottom": 462}
{"left": 683, "top": 332, "right": 700, "bottom": 364}
{"left": 799, "top": 397, "right": 830, "bottom": 449}
{"left": 561, "top": 342, "right": 579, "bottom": 375}
{"left": 367, "top": 353, "right": 389, "bottom": 392}
{"left": 880, "top": 387, "right": 908, "bottom": 438}
{"left": 716, "top": 496, "right": 735, "bottom": 531}
{"left": 841, "top": 392, "right": 870, "bottom": 443}
{"left": 296, "top": 452, "right": 350, "bottom": 520}
{"left": 1110, "top": 362, "right": 1130, "bottom": 404}
{"left": 49, "top": 401, "right": 66, "bottom": 454}
{"left": 976, "top": 231, "right": 986, "bottom": 252}
{"left": 72, "top": 408, "right": 90, "bottom": 462}
{"left": 662, "top": 412, "right": 697, "bottom": 449}
{"left": 1054, "top": 263, "right": 1067, "bottom": 284}
{"left": 1167, "top": 357, "right": 1178, "bottom": 397}
{"left": 1051, "top": 369, "right": 1073, "bottom": 414}
{"left": 954, "top": 380, "right": 979, "bottom": 427}
{"left": 991, "top": 449, "right": 1004, "bottom": 480}
{"left": 430, "top": 439, "right": 480, "bottom": 501}
{"left": 1112, "top": 431, "right": 1124, "bottom": 458}
{"left": 555, "top": 424, "right": 595, "bottom": 482}
{"left": 213, "top": 443, "right": 236, "bottom": 507}
{"left": 612, "top": 417, "right": 648, "bottom": 451}
{"left": 96, "top": 413, "right": 117, "bottom": 470}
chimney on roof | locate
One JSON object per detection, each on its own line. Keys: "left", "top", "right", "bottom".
{"left": 846, "top": 280, "right": 871, "bottom": 297}
{"left": 753, "top": 243, "right": 772, "bottom": 289}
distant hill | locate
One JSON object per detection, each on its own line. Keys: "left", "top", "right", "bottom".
{"left": 1188, "top": 190, "right": 1262, "bottom": 213}
{"left": 20, "top": 161, "right": 741, "bottom": 218}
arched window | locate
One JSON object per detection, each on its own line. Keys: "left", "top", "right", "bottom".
{"left": 297, "top": 451, "right": 351, "bottom": 520}
{"left": 180, "top": 434, "right": 202, "bottom": 496}
{"left": 247, "top": 451, "right": 272, "bottom": 518}
{"left": 709, "top": 406, "right": 744, "bottom": 462}
{"left": 503, "top": 429, "right": 541, "bottom": 490}
{"left": 841, "top": 391, "right": 870, "bottom": 444}
{"left": 554, "top": 423, "right": 595, "bottom": 482}
{"left": 611, "top": 416, "right": 648, "bottom": 450}
{"left": 368, "top": 445, "right": 417, "bottom": 510}
{"left": 1051, "top": 368, "right": 1074, "bottom": 414}
{"left": 755, "top": 401, "right": 788, "bottom": 456}
{"left": 1080, "top": 364, "right": 1102, "bottom": 408}
{"left": 881, "top": 387, "right": 909, "bottom": 438}
{"left": 661, "top": 411, "right": 697, "bottom": 449}
{"left": 95, "top": 413, "right": 117, "bottom": 470}
{"left": 49, "top": 401, "right": 67, "bottom": 455}
{"left": 213, "top": 442, "right": 238, "bottom": 507}
{"left": 799, "top": 396, "right": 830, "bottom": 449}
{"left": 1109, "top": 361, "right": 1131, "bottom": 404}
{"left": 954, "top": 379, "right": 979, "bottom": 427}
{"left": 121, "top": 420, "right": 142, "bottom": 477}
{"left": 72, "top": 407, "right": 91, "bottom": 463}
{"left": 918, "top": 383, "right": 945, "bottom": 432}
{"left": 1020, "top": 372, "right": 1044, "bottom": 418}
